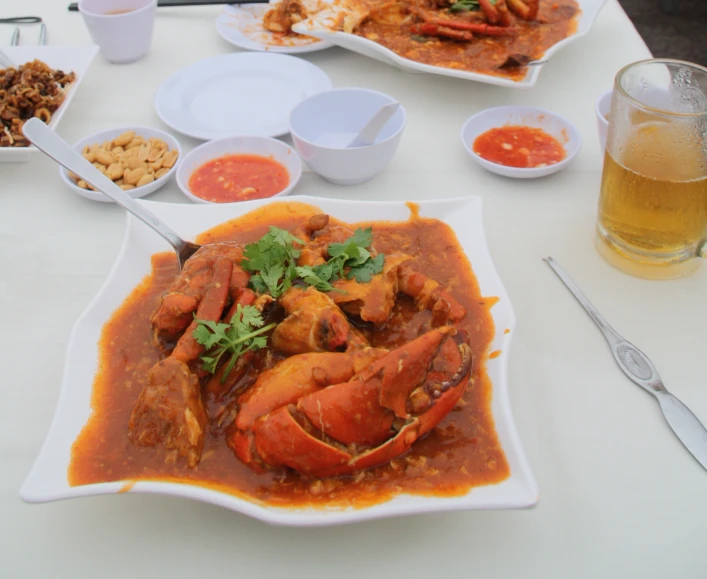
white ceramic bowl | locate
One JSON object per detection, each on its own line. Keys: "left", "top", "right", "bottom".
{"left": 59, "top": 126, "right": 181, "bottom": 203}
{"left": 289, "top": 88, "right": 406, "bottom": 186}
{"left": 176, "top": 136, "right": 302, "bottom": 204}
{"left": 461, "top": 106, "right": 582, "bottom": 179}
{"left": 596, "top": 89, "right": 612, "bottom": 153}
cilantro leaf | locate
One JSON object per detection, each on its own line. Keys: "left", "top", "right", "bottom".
{"left": 200, "top": 356, "right": 217, "bottom": 374}
{"left": 260, "top": 262, "right": 285, "bottom": 296}
{"left": 248, "top": 274, "right": 269, "bottom": 295}
{"left": 296, "top": 265, "right": 336, "bottom": 292}
{"left": 328, "top": 227, "right": 373, "bottom": 258}
{"left": 238, "top": 305, "right": 264, "bottom": 329}
{"left": 192, "top": 321, "right": 227, "bottom": 349}
{"left": 193, "top": 304, "right": 276, "bottom": 382}
{"left": 346, "top": 252, "right": 385, "bottom": 283}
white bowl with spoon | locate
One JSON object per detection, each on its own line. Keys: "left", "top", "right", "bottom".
{"left": 289, "top": 88, "right": 407, "bottom": 185}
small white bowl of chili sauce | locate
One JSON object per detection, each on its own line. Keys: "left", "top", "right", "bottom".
{"left": 176, "top": 136, "right": 302, "bottom": 204}
{"left": 461, "top": 106, "right": 581, "bottom": 179}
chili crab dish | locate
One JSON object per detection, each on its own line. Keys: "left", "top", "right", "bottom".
{"left": 295, "top": 0, "right": 584, "bottom": 82}
{"left": 65, "top": 200, "right": 516, "bottom": 511}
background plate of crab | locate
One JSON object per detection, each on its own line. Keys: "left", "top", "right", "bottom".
{"left": 20, "top": 196, "right": 537, "bottom": 526}
{"left": 292, "top": 0, "right": 607, "bottom": 88}
{"left": 216, "top": 1, "right": 334, "bottom": 54}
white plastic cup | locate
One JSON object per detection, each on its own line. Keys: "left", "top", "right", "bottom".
{"left": 79, "top": 0, "right": 157, "bottom": 64}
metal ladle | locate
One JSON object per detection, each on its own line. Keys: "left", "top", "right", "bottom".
{"left": 22, "top": 118, "right": 200, "bottom": 269}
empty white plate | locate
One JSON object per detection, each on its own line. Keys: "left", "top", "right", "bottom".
{"left": 154, "top": 53, "right": 333, "bottom": 140}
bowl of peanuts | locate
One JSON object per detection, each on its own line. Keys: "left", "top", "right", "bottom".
{"left": 59, "top": 126, "right": 182, "bottom": 202}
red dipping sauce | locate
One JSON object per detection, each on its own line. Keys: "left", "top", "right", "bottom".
{"left": 473, "top": 126, "right": 566, "bottom": 169}
{"left": 189, "top": 154, "right": 289, "bottom": 203}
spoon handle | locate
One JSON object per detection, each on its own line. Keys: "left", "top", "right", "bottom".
{"left": 22, "top": 118, "right": 188, "bottom": 254}
{"left": 348, "top": 103, "right": 400, "bottom": 148}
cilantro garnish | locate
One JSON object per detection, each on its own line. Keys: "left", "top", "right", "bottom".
{"left": 241, "top": 225, "right": 385, "bottom": 298}
{"left": 241, "top": 227, "right": 304, "bottom": 298}
{"left": 193, "top": 304, "right": 275, "bottom": 381}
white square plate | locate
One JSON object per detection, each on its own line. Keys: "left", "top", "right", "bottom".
{"left": 21, "top": 196, "right": 537, "bottom": 526}
{"left": 1, "top": 45, "right": 99, "bottom": 163}
{"left": 292, "top": 0, "right": 607, "bottom": 88}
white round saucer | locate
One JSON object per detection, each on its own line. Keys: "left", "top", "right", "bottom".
{"left": 154, "top": 52, "right": 333, "bottom": 140}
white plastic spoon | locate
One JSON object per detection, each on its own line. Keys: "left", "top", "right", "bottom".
{"left": 347, "top": 102, "right": 400, "bottom": 148}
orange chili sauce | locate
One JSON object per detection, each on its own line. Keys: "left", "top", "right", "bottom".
{"left": 473, "top": 125, "right": 566, "bottom": 168}
{"left": 188, "top": 154, "right": 289, "bottom": 203}
{"left": 69, "top": 202, "right": 509, "bottom": 509}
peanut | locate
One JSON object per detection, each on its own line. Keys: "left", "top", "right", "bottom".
{"left": 120, "top": 184, "right": 136, "bottom": 191}
{"left": 94, "top": 149, "right": 115, "bottom": 166}
{"left": 122, "top": 155, "right": 147, "bottom": 171}
{"left": 125, "top": 137, "right": 144, "bottom": 150}
{"left": 113, "top": 131, "right": 135, "bottom": 147}
{"left": 161, "top": 149, "right": 178, "bottom": 168}
{"left": 136, "top": 174, "right": 155, "bottom": 188}
{"left": 124, "top": 167, "right": 146, "bottom": 186}
{"left": 107, "top": 163, "right": 124, "bottom": 181}
{"left": 147, "top": 145, "right": 165, "bottom": 163}
{"left": 137, "top": 141, "right": 151, "bottom": 162}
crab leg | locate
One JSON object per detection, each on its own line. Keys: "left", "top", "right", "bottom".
{"left": 507, "top": 0, "right": 538, "bottom": 21}
{"left": 411, "top": 23, "right": 474, "bottom": 42}
{"left": 478, "top": 0, "right": 500, "bottom": 23}
{"left": 171, "top": 257, "right": 233, "bottom": 363}
{"left": 429, "top": 18, "right": 518, "bottom": 36}
{"left": 495, "top": 0, "right": 514, "bottom": 26}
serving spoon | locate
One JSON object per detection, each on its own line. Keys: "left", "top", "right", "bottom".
{"left": 22, "top": 118, "right": 200, "bottom": 270}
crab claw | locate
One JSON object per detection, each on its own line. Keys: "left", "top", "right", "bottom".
{"left": 229, "top": 348, "right": 388, "bottom": 467}
{"left": 248, "top": 327, "right": 472, "bottom": 477}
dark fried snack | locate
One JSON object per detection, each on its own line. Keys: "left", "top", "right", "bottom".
{"left": 0, "top": 59, "right": 76, "bottom": 148}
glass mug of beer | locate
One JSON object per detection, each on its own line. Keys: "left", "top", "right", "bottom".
{"left": 596, "top": 59, "right": 707, "bottom": 279}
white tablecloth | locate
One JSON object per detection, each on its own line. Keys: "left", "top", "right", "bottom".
{"left": 2, "top": 1, "right": 706, "bottom": 577}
